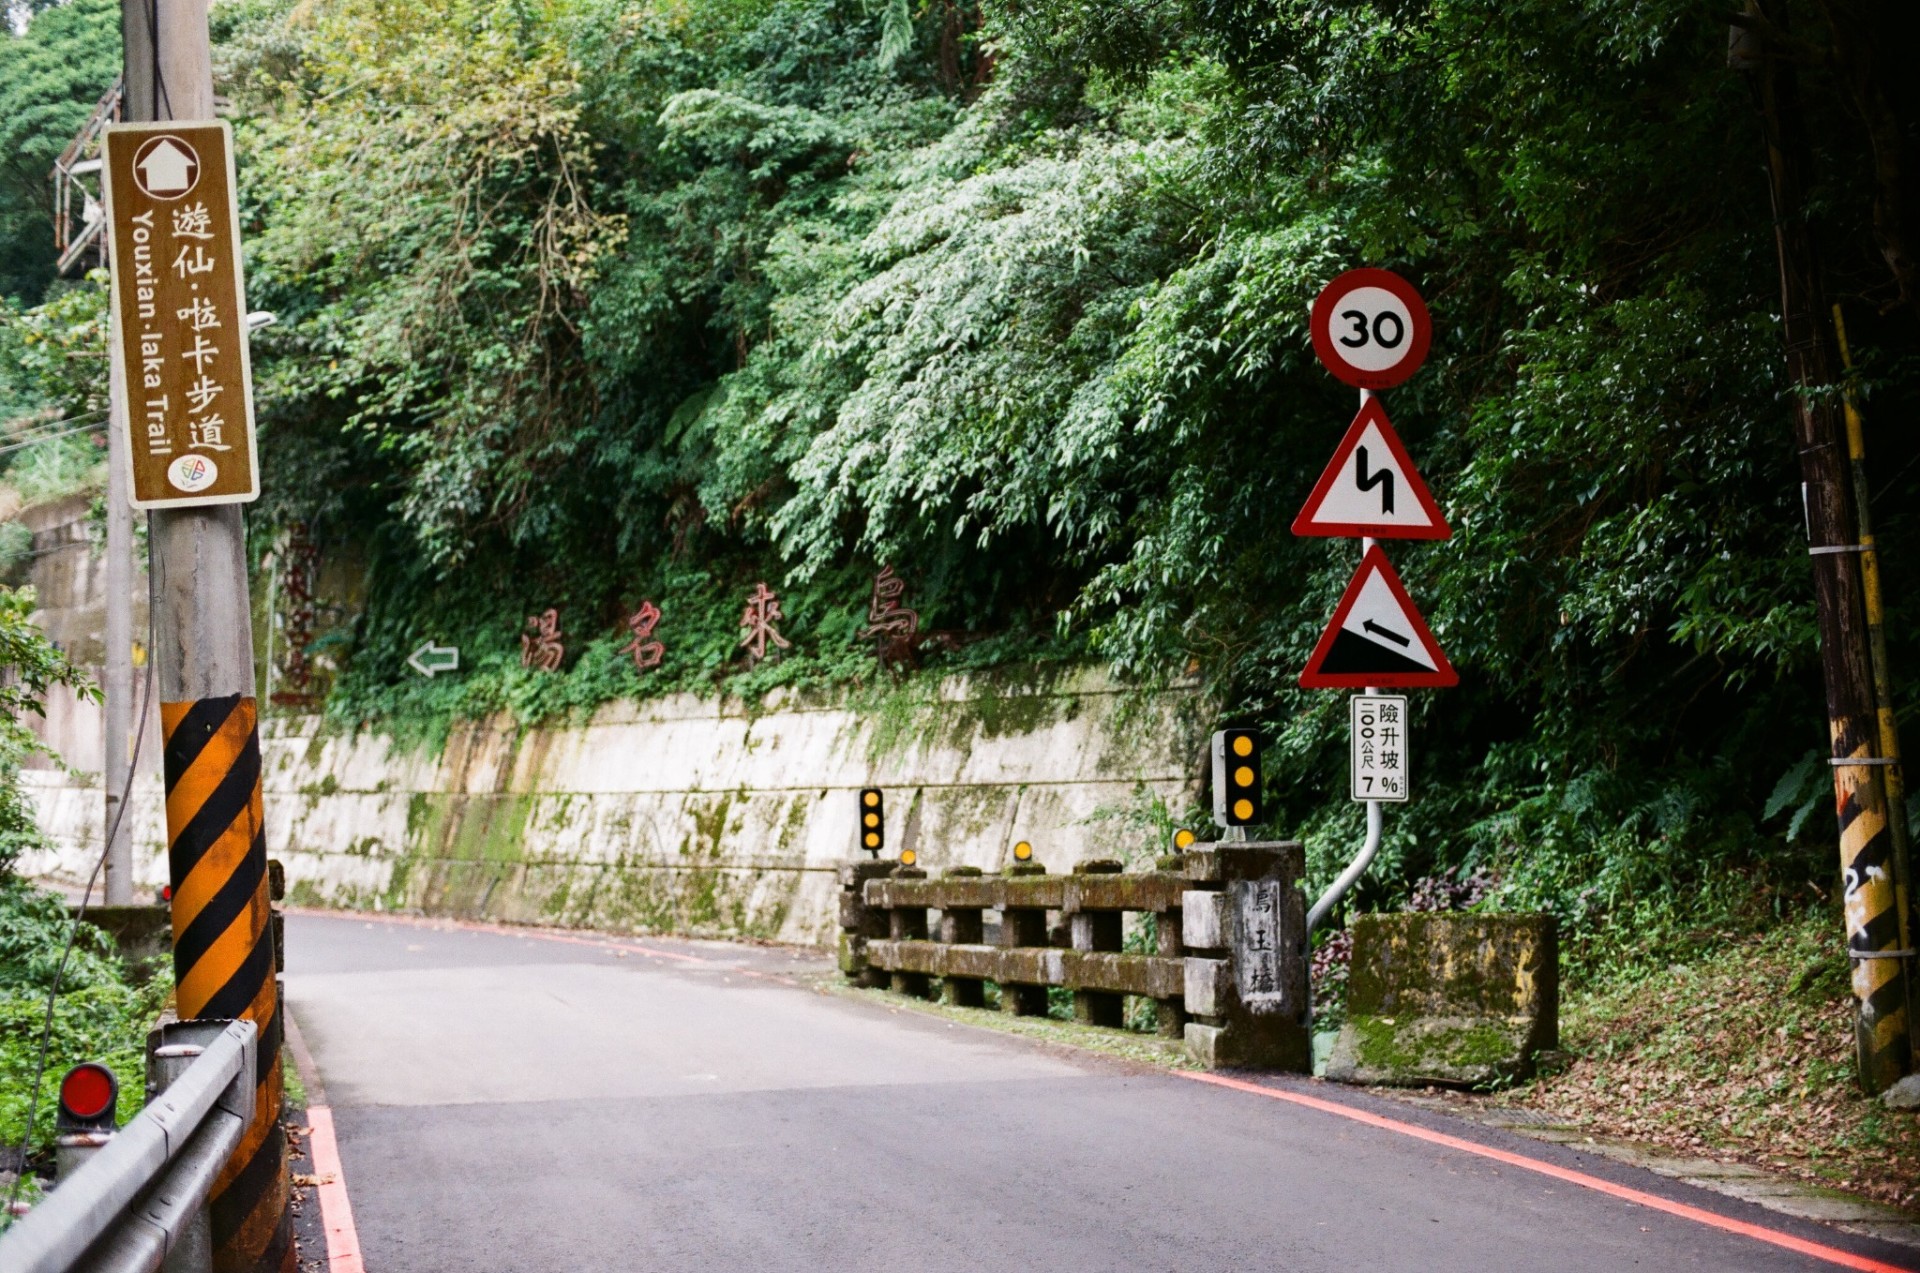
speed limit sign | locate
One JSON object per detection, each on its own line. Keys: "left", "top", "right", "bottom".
{"left": 1310, "top": 268, "right": 1432, "bottom": 389}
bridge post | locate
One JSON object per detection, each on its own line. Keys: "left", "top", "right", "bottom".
{"left": 938, "top": 867, "right": 986, "bottom": 1007}
{"left": 998, "top": 862, "right": 1050, "bottom": 1016}
{"left": 1181, "top": 843, "right": 1311, "bottom": 1071}
{"left": 887, "top": 865, "right": 932, "bottom": 998}
{"left": 836, "top": 860, "right": 896, "bottom": 989}
{"left": 1068, "top": 860, "right": 1125, "bottom": 1027}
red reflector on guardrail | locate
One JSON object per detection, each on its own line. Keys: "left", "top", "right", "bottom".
{"left": 59, "top": 1063, "right": 117, "bottom": 1123}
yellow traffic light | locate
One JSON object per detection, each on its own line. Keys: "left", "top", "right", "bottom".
{"left": 858, "top": 788, "right": 884, "bottom": 856}
{"left": 1013, "top": 840, "right": 1033, "bottom": 862}
{"left": 1212, "top": 729, "right": 1263, "bottom": 828}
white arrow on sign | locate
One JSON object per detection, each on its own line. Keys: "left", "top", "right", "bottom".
{"left": 407, "top": 641, "right": 460, "bottom": 678}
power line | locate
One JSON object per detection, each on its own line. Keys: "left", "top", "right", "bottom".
{"left": 0, "top": 418, "right": 109, "bottom": 459}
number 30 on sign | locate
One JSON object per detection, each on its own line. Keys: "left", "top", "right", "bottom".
{"left": 1310, "top": 268, "right": 1432, "bottom": 390}
{"left": 1351, "top": 694, "right": 1410, "bottom": 803}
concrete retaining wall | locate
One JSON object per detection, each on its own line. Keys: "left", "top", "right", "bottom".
{"left": 23, "top": 670, "right": 1206, "bottom": 946}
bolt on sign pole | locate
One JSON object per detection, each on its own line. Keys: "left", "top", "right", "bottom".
{"left": 1738, "top": 2, "right": 1913, "bottom": 1093}
{"left": 113, "top": 1, "right": 292, "bottom": 1267}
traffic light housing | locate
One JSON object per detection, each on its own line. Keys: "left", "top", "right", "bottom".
{"left": 1211, "top": 729, "right": 1262, "bottom": 828}
{"left": 858, "top": 788, "right": 884, "bottom": 856}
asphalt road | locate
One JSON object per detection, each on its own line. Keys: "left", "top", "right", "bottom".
{"left": 285, "top": 912, "right": 1918, "bottom": 1272}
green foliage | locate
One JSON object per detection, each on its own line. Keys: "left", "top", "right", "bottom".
{"left": 0, "top": 584, "right": 96, "bottom": 876}
{"left": 0, "top": 881, "right": 160, "bottom": 1164}
{"left": 0, "top": 0, "right": 120, "bottom": 304}
{"left": 0, "top": 877, "right": 118, "bottom": 994}
{"left": 0, "top": 273, "right": 112, "bottom": 507}
{"left": 177, "top": 0, "right": 1920, "bottom": 975}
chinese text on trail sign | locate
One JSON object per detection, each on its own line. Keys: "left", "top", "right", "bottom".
{"left": 1308, "top": 267, "right": 1432, "bottom": 390}
{"left": 1351, "top": 695, "right": 1409, "bottom": 803}
{"left": 1292, "top": 398, "right": 1451, "bottom": 540}
{"left": 103, "top": 121, "right": 259, "bottom": 509}
{"left": 1299, "top": 546, "right": 1457, "bottom": 688}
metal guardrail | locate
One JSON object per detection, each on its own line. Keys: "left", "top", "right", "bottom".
{"left": 0, "top": 1019, "right": 256, "bottom": 1273}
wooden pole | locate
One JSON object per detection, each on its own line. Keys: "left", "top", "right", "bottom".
{"left": 1745, "top": 0, "right": 1914, "bottom": 1093}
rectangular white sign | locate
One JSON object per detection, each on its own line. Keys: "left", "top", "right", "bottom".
{"left": 1350, "top": 694, "right": 1409, "bottom": 802}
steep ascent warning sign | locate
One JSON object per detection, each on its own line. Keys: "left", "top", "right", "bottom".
{"left": 1300, "top": 547, "right": 1457, "bottom": 688}
{"left": 1292, "top": 399, "right": 1449, "bottom": 540}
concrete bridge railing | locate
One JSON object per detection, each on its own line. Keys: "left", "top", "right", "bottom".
{"left": 838, "top": 842, "right": 1311, "bottom": 1071}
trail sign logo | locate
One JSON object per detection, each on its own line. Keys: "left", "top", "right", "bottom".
{"left": 131, "top": 135, "right": 200, "bottom": 199}
{"left": 1300, "top": 546, "right": 1457, "bottom": 688}
{"left": 1309, "top": 268, "right": 1432, "bottom": 390}
{"left": 1292, "top": 399, "right": 1450, "bottom": 540}
{"left": 166, "top": 453, "right": 218, "bottom": 493}
{"left": 103, "top": 121, "right": 258, "bottom": 508}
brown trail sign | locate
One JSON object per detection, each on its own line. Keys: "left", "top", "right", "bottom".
{"left": 102, "top": 121, "right": 258, "bottom": 508}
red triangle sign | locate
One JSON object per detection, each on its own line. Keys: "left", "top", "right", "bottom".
{"left": 1300, "top": 547, "right": 1458, "bottom": 688}
{"left": 1292, "top": 400, "right": 1450, "bottom": 540}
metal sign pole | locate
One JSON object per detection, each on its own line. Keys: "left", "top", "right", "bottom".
{"left": 1307, "top": 386, "right": 1386, "bottom": 933}
{"left": 102, "top": 366, "right": 134, "bottom": 906}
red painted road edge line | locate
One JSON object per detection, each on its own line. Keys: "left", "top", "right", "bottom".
{"left": 1177, "top": 1071, "right": 1909, "bottom": 1273}
{"left": 305, "top": 1105, "right": 365, "bottom": 1273}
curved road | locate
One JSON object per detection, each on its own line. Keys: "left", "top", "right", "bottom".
{"left": 284, "top": 912, "right": 1918, "bottom": 1272}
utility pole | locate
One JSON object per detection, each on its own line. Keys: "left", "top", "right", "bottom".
{"left": 118, "top": 1, "right": 291, "bottom": 1268}
{"left": 102, "top": 378, "right": 133, "bottom": 907}
{"left": 1738, "top": 0, "right": 1915, "bottom": 1093}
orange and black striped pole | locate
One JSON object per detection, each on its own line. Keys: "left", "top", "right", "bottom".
{"left": 162, "top": 693, "right": 288, "bottom": 1269}
{"left": 122, "top": 1, "right": 293, "bottom": 1266}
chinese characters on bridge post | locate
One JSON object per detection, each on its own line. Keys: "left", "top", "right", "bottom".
{"left": 103, "top": 122, "right": 258, "bottom": 507}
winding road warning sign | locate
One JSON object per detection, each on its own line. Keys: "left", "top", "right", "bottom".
{"left": 1292, "top": 399, "right": 1450, "bottom": 540}
{"left": 1309, "top": 268, "right": 1431, "bottom": 390}
{"left": 1300, "top": 547, "right": 1457, "bottom": 689}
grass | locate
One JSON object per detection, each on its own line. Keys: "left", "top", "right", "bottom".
{"left": 1512, "top": 910, "right": 1920, "bottom": 1210}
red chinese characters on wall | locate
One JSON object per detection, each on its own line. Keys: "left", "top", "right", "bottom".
{"left": 857, "top": 565, "right": 919, "bottom": 648}
{"left": 621, "top": 600, "right": 664, "bottom": 671}
{"left": 521, "top": 609, "right": 564, "bottom": 672}
{"left": 738, "top": 582, "right": 792, "bottom": 663}
{"left": 272, "top": 523, "right": 320, "bottom": 707}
